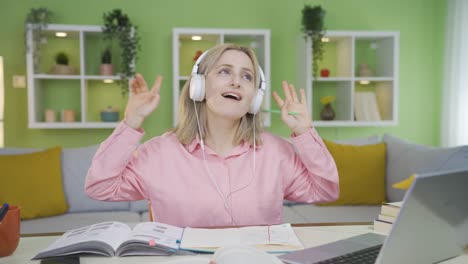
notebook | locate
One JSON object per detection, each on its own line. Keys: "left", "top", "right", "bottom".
{"left": 279, "top": 168, "right": 468, "bottom": 264}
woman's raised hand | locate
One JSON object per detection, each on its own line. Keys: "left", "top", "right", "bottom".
{"left": 272, "top": 81, "right": 312, "bottom": 135}
{"left": 124, "top": 74, "right": 163, "bottom": 130}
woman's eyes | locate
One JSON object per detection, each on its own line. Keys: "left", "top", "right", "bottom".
{"left": 218, "top": 68, "right": 253, "bottom": 82}
{"left": 219, "top": 69, "right": 230, "bottom": 75}
{"left": 243, "top": 73, "right": 253, "bottom": 81}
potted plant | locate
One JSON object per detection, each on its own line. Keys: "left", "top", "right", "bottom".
{"left": 25, "top": 7, "right": 54, "bottom": 71}
{"left": 51, "top": 52, "right": 75, "bottom": 75}
{"left": 100, "top": 47, "right": 113, "bottom": 75}
{"left": 320, "top": 95, "right": 336, "bottom": 121}
{"left": 102, "top": 9, "right": 141, "bottom": 95}
{"left": 301, "top": 5, "right": 326, "bottom": 77}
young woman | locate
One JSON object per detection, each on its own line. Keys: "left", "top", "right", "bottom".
{"left": 85, "top": 43, "right": 338, "bottom": 227}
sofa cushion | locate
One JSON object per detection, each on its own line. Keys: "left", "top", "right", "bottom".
{"left": 0, "top": 147, "right": 68, "bottom": 219}
{"left": 283, "top": 135, "right": 381, "bottom": 206}
{"left": 0, "top": 146, "right": 131, "bottom": 213}
{"left": 384, "top": 134, "right": 468, "bottom": 202}
{"left": 392, "top": 174, "right": 416, "bottom": 190}
{"left": 62, "top": 145, "right": 130, "bottom": 212}
{"left": 333, "top": 135, "right": 380, "bottom": 145}
{"left": 321, "top": 140, "right": 386, "bottom": 205}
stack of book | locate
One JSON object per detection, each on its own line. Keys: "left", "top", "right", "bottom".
{"left": 373, "top": 201, "right": 403, "bottom": 235}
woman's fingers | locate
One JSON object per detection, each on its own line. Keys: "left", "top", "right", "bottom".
{"left": 272, "top": 91, "right": 284, "bottom": 107}
{"left": 282, "top": 81, "right": 292, "bottom": 102}
{"left": 289, "top": 83, "right": 299, "bottom": 103}
{"left": 151, "top": 75, "right": 163, "bottom": 96}
{"left": 135, "top": 74, "right": 148, "bottom": 93}
{"left": 130, "top": 78, "right": 138, "bottom": 95}
{"left": 300, "top": 88, "right": 306, "bottom": 105}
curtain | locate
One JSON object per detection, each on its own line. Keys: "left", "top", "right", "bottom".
{"left": 441, "top": 0, "right": 468, "bottom": 147}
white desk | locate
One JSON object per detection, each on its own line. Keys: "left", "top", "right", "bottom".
{"left": 2, "top": 224, "right": 467, "bottom": 264}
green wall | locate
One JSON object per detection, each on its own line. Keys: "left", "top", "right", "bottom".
{"left": 0, "top": 0, "right": 446, "bottom": 148}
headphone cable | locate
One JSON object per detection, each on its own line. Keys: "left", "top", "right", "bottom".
{"left": 193, "top": 100, "right": 231, "bottom": 212}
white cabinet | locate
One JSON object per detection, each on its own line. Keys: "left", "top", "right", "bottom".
{"left": 26, "top": 24, "right": 129, "bottom": 129}
{"left": 172, "top": 28, "right": 271, "bottom": 127}
{"left": 296, "top": 31, "right": 399, "bottom": 127}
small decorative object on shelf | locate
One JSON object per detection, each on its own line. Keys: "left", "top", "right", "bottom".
{"left": 61, "top": 109, "right": 75, "bottom": 122}
{"left": 100, "top": 47, "right": 113, "bottom": 75}
{"left": 193, "top": 50, "right": 203, "bottom": 62}
{"left": 358, "top": 64, "right": 373, "bottom": 77}
{"left": 102, "top": 9, "right": 140, "bottom": 96}
{"left": 44, "top": 109, "right": 56, "bottom": 122}
{"left": 100, "top": 106, "right": 119, "bottom": 122}
{"left": 320, "top": 68, "right": 330, "bottom": 77}
{"left": 51, "top": 52, "right": 75, "bottom": 75}
{"left": 301, "top": 4, "right": 326, "bottom": 77}
{"left": 320, "top": 95, "right": 336, "bottom": 121}
{"left": 25, "top": 7, "right": 54, "bottom": 71}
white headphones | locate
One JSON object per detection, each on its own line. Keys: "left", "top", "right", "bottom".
{"left": 189, "top": 49, "right": 266, "bottom": 115}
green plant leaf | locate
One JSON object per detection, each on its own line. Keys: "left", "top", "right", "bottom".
{"left": 102, "top": 8, "right": 140, "bottom": 96}
{"left": 301, "top": 5, "right": 326, "bottom": 77}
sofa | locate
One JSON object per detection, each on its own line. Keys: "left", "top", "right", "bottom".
{"left": 2, "top": 134, "right": 468, "bottom": 235}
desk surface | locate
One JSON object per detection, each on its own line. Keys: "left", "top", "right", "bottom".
{"left": 2, "top": 224, "right": 468, "bottom": 264}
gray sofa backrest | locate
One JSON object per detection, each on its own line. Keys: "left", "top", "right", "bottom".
{"left": 384, "top": 134, "right": 468, "bottom": 202}
{"left": 0, "top": 146, "right": 131, "bottom": 213}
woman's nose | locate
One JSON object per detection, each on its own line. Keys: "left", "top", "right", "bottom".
{"left": 230, "top": 75, "right": 241, "bottom": 88}
{"left": 230, "top": 81, "right": 240, "bottom": 88}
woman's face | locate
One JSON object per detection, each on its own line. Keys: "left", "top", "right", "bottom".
{"left": 204, "top": 50, "right": 256, "bottom": 121}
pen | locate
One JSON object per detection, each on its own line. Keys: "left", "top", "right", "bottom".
{"left": 0, "top": 203, "right": 9, "bottom": 222}
{"left": 262, "top": 109, "right": 300, "bottom": 116}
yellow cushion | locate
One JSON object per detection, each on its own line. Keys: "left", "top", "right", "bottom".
{"left": 319, "top": 140, "right": 387, "bottom": 205}
{"left": 0, "top": 147, "right": 68, "bottom": 219}
{"left": 392, "top": 174, "right": 415, "bottom": 190}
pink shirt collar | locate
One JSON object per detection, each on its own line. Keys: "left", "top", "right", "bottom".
{"left": 185, "top": 136, "right": 261, "bottom": 158}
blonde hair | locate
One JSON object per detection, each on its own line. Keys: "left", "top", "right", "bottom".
{"left": 173, "top": 43, "right": 264, "bottom": 145}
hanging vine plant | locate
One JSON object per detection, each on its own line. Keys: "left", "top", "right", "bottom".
{"left": 102, "top": 9, "right": 140, "bottom": 96}
{"left": 25, "top": 7, "right": 54, "bottom": 71}
{"left": 301, "top": 5, "right": 326, "bottom": 78}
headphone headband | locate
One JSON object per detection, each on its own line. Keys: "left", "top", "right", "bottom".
{"left": 192, "top": 50, "right": 209, "bottom": 75}
{"left": 190, "top": 48, "right": 266, "bottom": 114}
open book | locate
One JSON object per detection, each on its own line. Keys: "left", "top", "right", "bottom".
{"left": 32, "top": 221, "right": 188, "bottom": 259}
{"left": 180, "top": 224, "right": 303, "bottom": 253}
{"left": 32, "top": 221, "right": 303, "bottom": 260}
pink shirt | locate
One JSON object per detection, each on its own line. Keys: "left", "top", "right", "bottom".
{"left": 85, "top": 122, "right": 339, "bottom": 227}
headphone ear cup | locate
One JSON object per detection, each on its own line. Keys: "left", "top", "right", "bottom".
{"left": 248, "top": 89, "right": 264, "bottom": 114}
{"left": 189, "top": 74, "right": 205, "bottom": 101}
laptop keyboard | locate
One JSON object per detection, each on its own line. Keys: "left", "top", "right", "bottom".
{"left": 316, "top": 245, "right": 383, "bottom": 264}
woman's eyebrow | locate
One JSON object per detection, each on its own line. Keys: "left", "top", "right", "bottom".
{"left": 216, "top": 64, "right": 253, "bottom": 74}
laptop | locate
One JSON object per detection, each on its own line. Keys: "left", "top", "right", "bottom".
{"left": 279, "top": 168, "right": 468, "bottom": 264}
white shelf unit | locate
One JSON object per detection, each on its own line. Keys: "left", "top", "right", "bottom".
{"left": 172, "top": 28, "right": 271, "bottom": 127}
{"left": 296, "top": 31, "right": 399, "bottom": 127}
{"left": 26, "top": 24, "right": 130, "bottom": 129}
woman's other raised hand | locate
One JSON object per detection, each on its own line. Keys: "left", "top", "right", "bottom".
{"left": 124, "top": 74, "right": 163, "bottom": 130}
{"left": 272, "top": 81, "right": 312, "bottom": 135}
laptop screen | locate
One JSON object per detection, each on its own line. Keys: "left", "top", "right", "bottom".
{"left": 376, "top": 168, "right": 468, "bottom": 264}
